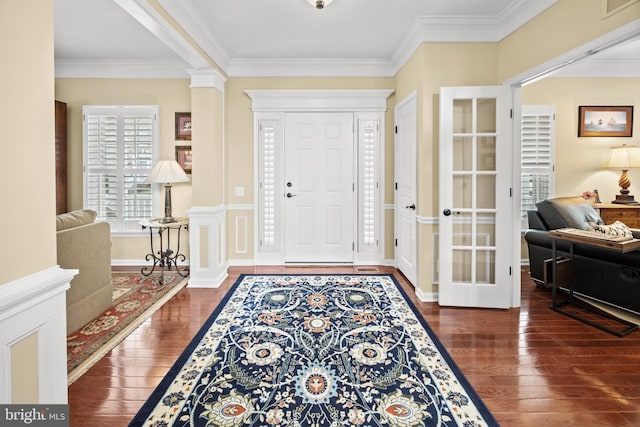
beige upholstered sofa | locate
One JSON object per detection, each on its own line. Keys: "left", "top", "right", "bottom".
{"left": 56, "top": 209, "right": 112, "bottom": 334}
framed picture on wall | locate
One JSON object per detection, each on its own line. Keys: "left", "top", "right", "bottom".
{"left": 578, "top": 105, "right": 633, "bottom": 137}
{"left": 175, "top": 145, "right": 192, "bottom": 174}
{"left": 175, "top": 112, "right": 192, "bottom": 140}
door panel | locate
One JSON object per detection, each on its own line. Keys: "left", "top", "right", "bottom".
{"left": 284, "top": 113, "right": 354, "bottom": 262}
{"left": 439, "top": 86, "right": 512, "bottom": 308}
{"left": 394, "top": 93, "right": 418, "bottom": 285}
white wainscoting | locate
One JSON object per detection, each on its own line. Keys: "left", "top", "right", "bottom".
{"left": 187, "top": 206, "right": 228, "bottom": 288}
{"left": 0, "top": 266, "right": 76, "bottom": 404}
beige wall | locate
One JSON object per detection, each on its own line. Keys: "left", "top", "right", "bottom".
{"left": 498, "top": 0, "right": 640, "bottom": 81}
{"left": 54, "top": 78, "right": 192, "bottom": 260}
{"left": 523, "top": 77, "right": 640, "bottom": 200}
{"left": 0, "top": 0, "right": 55, "bottom": 404}
{"left": 1, "top": 1, "right": 57, "bottom": 285}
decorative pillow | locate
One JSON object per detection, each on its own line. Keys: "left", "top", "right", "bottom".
{"left": 56, "top": 209, "right": 97, "bottom": 231}
{"left": 537, "top": 196, "right": 603, "bottom": 230}
{"left": 588, "top": 220, "right": 633, "bottom": 239}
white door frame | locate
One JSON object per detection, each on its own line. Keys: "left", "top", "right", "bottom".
{"left": 394, "top": 91, "right": 418, "bottom": 286}
{"left": 438, "top": 85, "right": 513, "bottom": 308}
{"left": 246, "top": 89, "right": 394, "bottom": 265}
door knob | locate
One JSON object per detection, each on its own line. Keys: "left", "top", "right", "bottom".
{"left": 405, "top": 204, "right": 416, "bottom": 210}
{"left": 286, "top": 182, "right": 293, "bottom": 187}
{"left": 286, "top": 193, "right": 296, "bottom": 198}
{"left": 443, "top": 209, "right": 452, "bottom": 216}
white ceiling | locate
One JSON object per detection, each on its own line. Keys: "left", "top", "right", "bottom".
{"left": 53, "top": 0, "right": 639, "bottom": 78}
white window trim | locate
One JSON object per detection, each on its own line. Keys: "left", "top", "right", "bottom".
{"left": 82, "top": 105, "right": 160, "bottom": 235}
{"left": 521, "top": 104, "right": 556, "bottom": 229}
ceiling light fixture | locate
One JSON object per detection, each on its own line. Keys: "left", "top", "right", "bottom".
{"left": 306, "top": 0, "right": 334, "bottom": 9}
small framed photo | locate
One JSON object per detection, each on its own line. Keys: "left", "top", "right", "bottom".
{"left": 578, "top": 106, "right": 633, "bottom": 137}
{"left": 175, "top": 145, "right": 192, "bottom": 174}
{"left": 175, "top": 112, "right": 192, "bottom": 140}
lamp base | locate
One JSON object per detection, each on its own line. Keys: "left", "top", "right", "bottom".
{"left": 612, "top": 194, "right": 639, "bottom": 205}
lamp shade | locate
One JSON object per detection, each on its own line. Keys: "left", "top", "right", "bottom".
{"left": 604, "top": 145, "right": 640, "bottom": 169}
{"left": 144, "top": 160, "right": 189, "bottom": 184}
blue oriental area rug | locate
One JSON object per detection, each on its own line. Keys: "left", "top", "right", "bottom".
{"left": 130, "top": 275, "right": 499, "bottom": 427}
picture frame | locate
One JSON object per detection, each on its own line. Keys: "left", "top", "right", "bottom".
{"left": 175, "top": 112, "right": 192, "bottom": 141}
{"left": 578, "top": 105, "right": 633, "bottom": 137}
{"left": 175, "top": 145, "right": 192, "bottom": 174}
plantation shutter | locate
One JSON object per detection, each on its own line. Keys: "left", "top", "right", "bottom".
{"left": 358, "top": 118, "right": 379, "bottom": 253}
{"left": 258, "top": 118, "right": 281, "bottom": 253}
{"left": 83, "top": 106, "right": 159, "bottom": 233}
{"left": 521, "top": 105, "right": 555, "bottom": 229}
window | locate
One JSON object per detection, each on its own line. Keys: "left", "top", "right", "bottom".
{"left": 521, "top": 105, "right": 555, "bottom": 229}
{"left": 257, "top": 118, "right": 281, "bottom": 253}
{"left": 358, "top": 118, "right": 379, "bottom": 253}
{"left": 83, "top": 105, "right": 159, "bottom": 233}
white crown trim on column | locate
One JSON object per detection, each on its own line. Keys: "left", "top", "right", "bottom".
{"left": 188, "top": 68, "right": 227, "bottom": 92}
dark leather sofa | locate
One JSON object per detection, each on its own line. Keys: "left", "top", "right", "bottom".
{"left": 524, "top": 196, "right": 640, "bottom": 315}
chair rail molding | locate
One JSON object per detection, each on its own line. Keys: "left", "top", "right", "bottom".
{"left": 0, "top": 266, "right": 77, "bottom": 404}
{"left": 187, "top": 205, "right": 228, "bottom": 288}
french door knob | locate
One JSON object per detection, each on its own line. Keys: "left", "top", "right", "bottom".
{"left": 406, "top": 204, "right": 416, "bottom": 210}
{"left": 443, "top": 209, "right": 452, "bottom": 216}
{"left": 286, "top": 192, "right": 296, "bottom": 198}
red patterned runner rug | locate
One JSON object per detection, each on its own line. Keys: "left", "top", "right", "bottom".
{"left": 67, "top": 270, "right": 189, "bottom": 384}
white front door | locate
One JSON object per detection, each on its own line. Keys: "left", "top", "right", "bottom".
{"left": 284, "top": 113, "right": 354, "bottom": 262}
{"left": 438, "top": 86, "right": 512, "bottom": 308}
{"left": 394, "top": 92, "right": 418, "bottom": 285}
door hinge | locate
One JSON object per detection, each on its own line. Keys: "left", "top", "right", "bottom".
{"left": 395, "top": 182, "right": 398, "bottom": 191}
{"left": 395, "top": 125, "right": 398, "bottom": 134}
{"left": 395, "top": 238, "right": 398, "bottom": 247}
{"left": 510, "top": 109, "right": 513, "bottom": 119}
{"left": 352, "top": 242, "right": 355, "bottom": 250}
{"left": 509, "top": 266, "right": 512, "bottom": 276}
{"left": 510, "top": 187, "right": 512, "bottom": 197}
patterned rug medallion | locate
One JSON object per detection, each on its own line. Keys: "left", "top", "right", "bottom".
{"left": 130, "top": 275, "right": 498, "bottom": 426}
{"left": 67, "top": 271, "right": 189, "bottom": 384}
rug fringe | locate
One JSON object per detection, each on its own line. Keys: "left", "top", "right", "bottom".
{"left": 67, "top": 276, "right": 189, "bottom": 385}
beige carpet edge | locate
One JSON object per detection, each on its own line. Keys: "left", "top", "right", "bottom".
{"left": 67, "top": 276, "right": 189, "bottom": 385}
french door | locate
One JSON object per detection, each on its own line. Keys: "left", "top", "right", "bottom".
{"left": 438, "top": 86, "right": 512, "bottom": 308}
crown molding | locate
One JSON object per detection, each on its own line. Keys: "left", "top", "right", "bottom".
{"left": 55, "top": 59, "right": 191, "bottom": 78}
{"left": 389, "top": 0, "right": 558, "bottom": 76}
{"left": 157, "top": 0, "right": 232, "bottom": 71}
{"left": 228, "top": 57, "right": 395, "bottom": 78}
{"left": 189, "top": 68, "right": 227, "bottom": 92}
{"left": 553, "top": 58, "right": 640, "bottom": 77}
{"left": 58, "top": 0, "right": 560, "bottom": 79}
{"left": 113, "top": 0, "right": 210, "bottom": 69}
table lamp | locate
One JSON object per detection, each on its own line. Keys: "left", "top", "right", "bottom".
{"left": 145, "top": 159, "right": 189, "bottom": 223}
{"left": 604, "top": 144, "right": 640, "bottom": 205}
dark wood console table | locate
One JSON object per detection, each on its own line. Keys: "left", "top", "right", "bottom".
{"left": 549, "top": 228, "right": 640, "bottom": 337}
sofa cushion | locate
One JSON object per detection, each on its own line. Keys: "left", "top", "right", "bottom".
{"left": 535, "top": 196, "right": 602, "bottom": 230}
{"left": 56, "top": 209, "right": 97, "bottom": 231}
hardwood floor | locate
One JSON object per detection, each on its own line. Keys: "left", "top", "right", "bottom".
{"left": 67, "top": 266, "right": 640, "bottom": 426}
